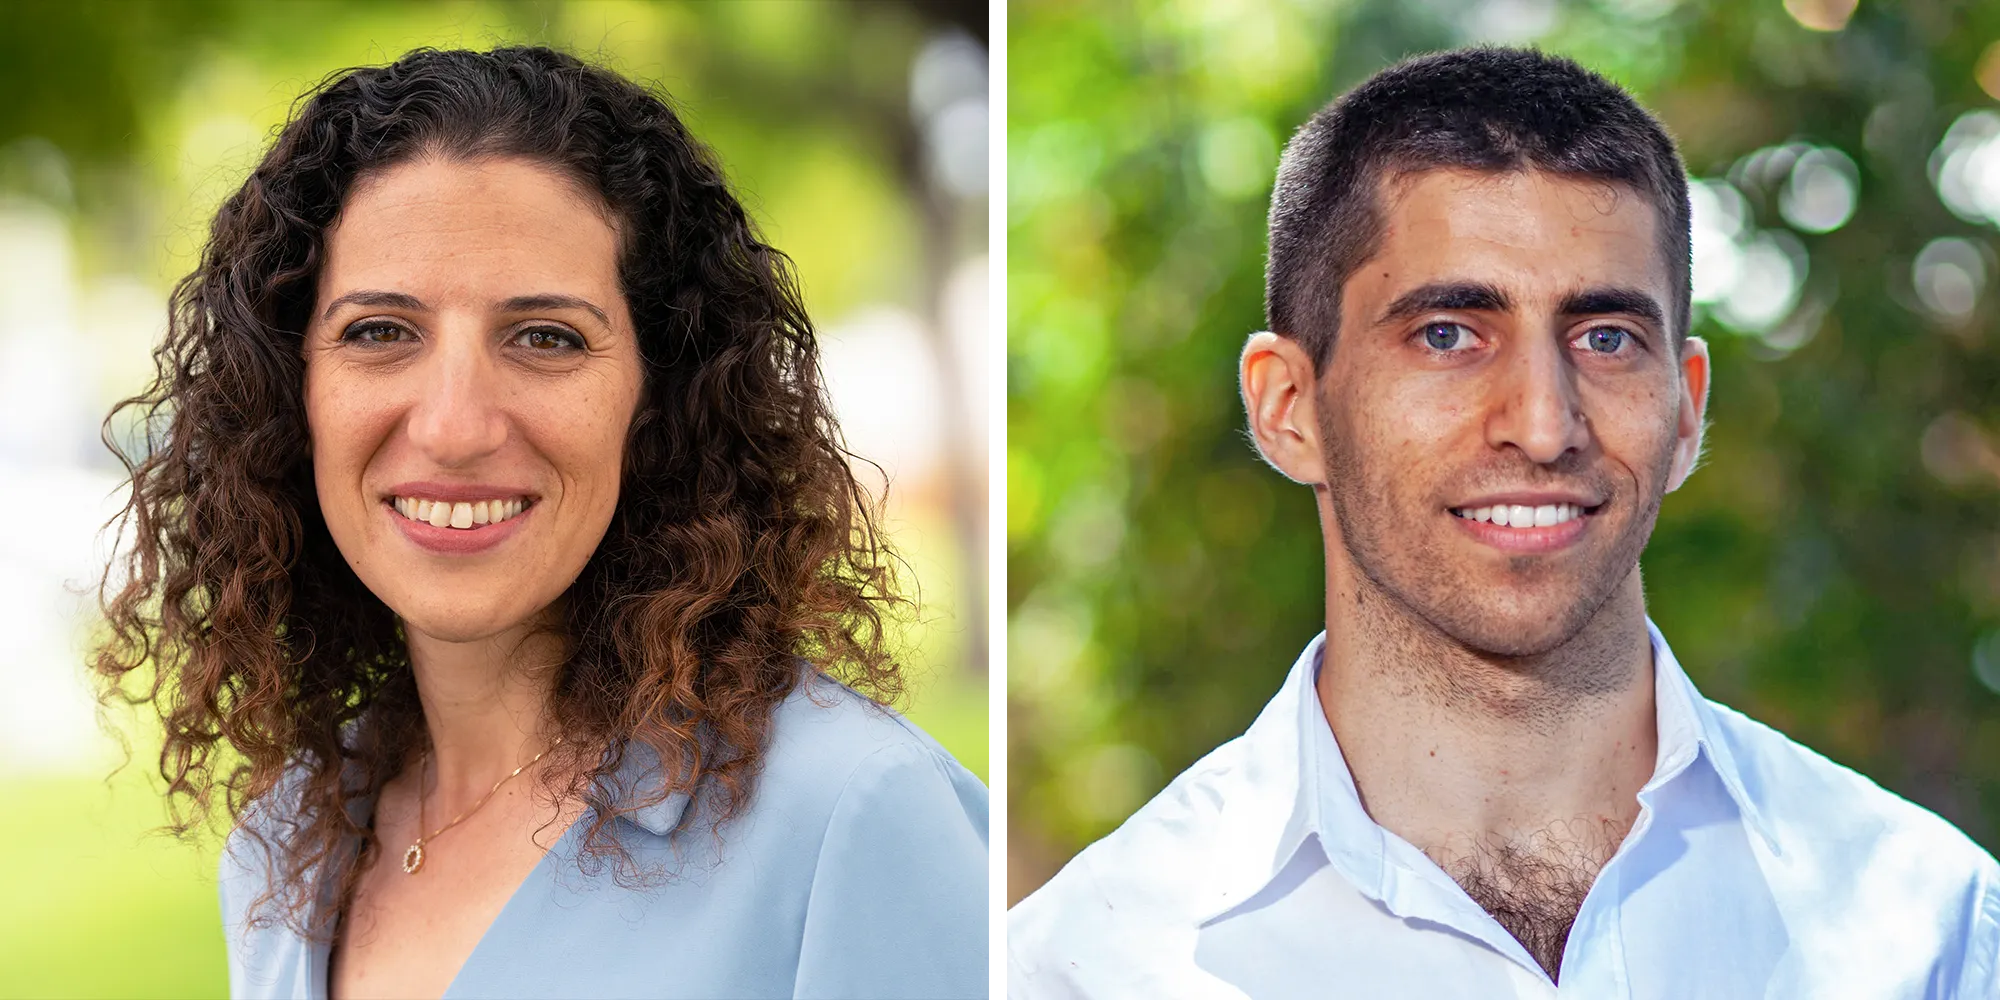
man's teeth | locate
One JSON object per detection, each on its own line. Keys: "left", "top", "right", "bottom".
{"left": 1452, "top": 503, "right": 1586, "bottom": 527}
{"left": 391, "top": 497, "right": 528, "bottom": 529}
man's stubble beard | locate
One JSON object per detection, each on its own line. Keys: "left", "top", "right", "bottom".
{"left": 1315, "top": 387, "right": 1675, "bottom": 704}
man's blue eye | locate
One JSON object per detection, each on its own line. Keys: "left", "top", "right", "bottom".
{"left": 1423, "top": 323, "right": 1472, "bottom": 351}
{"left": 1585, "top": 328, "right": 1626, "bottom": 353}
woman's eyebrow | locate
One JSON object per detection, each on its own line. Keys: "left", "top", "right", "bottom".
{"left": 320, "top": 289, "right": 426, "bottom": 321}
{"left": 499, "top": 293, "right": 611, "bottom": 327}
{"left": 316, "top": 290, "right": 613, "bottom": 328}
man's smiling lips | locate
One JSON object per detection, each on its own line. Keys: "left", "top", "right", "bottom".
{"left": 1446, "top": 491, "right": 1605, "bottom": 554}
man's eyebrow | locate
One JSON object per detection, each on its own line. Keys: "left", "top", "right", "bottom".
{"left": 1374, "top": 281, "right": 1512, "bottom": 326}
{"left": 1559, "top": 286, "right": 1665, "bottom": 326}
{"left": 320, "top": 289, "right": 426, "bottom": 321}
{"left": 498, "top": 294, "right": 611, "bottom": 328}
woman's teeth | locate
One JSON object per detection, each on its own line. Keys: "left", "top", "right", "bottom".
{"left": 392, "top": 497, "right": 528, "bottom": 529}
{"left": 1452, "top": 503, "right": 1586, "bottom": 527}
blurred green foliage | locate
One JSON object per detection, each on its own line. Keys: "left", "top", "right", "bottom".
{"left": 1009, "top": 0, "right": 2000, "bottom": 899}
{"left": 0, "top": 2, "right": 986, "bottom": 996}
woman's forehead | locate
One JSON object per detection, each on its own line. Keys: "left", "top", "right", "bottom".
{"left": 319, "top": 157, "right": 622, "bottom": 305}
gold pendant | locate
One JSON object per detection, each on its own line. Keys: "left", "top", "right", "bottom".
{"left": 402, "top": 842, "right": 425, "bottom": 874}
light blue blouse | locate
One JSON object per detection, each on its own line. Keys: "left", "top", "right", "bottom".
{"left": 219, "top": 674, "right": 989, "bottom": 999}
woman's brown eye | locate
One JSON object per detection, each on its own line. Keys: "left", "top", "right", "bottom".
{"left": 343, "top": 322, "right": 407, "bottom": 344}
{"left": 519, "top": 327, "right": 582, "bottom": 350}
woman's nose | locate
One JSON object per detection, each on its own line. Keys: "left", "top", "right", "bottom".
{"left": 403, "top": 330, "right": 509, "bottom": 465}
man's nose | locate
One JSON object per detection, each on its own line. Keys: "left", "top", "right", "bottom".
{"left": 1484, "top": 336, "right": 1591, "bottom": 465}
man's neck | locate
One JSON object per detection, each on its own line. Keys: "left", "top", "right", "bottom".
{"left": 1316, "top": 568, "right": 1658, "bottom": 979}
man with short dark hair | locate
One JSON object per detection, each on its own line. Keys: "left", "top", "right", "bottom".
{"left": 1009, "top": 48, "right": 2000, "bottom": 998}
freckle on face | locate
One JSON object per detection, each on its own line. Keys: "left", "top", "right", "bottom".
{"left": 302, "top": 156, "right": 645, "bottom": 646}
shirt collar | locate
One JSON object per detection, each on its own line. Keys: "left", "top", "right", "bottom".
{"left": 1646, "top": 618, "right": 1781, "bottom": 855}
{"left": 1202, "top": 618, "right": 1778, "bottom": 922}
{"left": 595, "top": 739, "right": 692, "bottom": 837}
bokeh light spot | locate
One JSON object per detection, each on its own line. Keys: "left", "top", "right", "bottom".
{"left": 1062, "top": 742, "right": 1161, "bottom": 826}
{"left": 1973, "top": 630, "right": 2000, "bottom": 695}
{"left": 1977, "top": 40, "right": 2000, "bottom": 103}
{"left": 1912, "top": 237, "right": 1990, "bottom": 323}
{"left": 1931, "top": 110, "right": 2000, "bottom": 227}
{"left": 1779, "top": 147, "right": 1858, "bottom": 234}
{"left": 1198, "top": 117, "right": 1277, "bottom": 200}
{"left": 1783, "top": 0, "right": 1856, "bottom": 32}
{"left": 1468, "top": 0, "right": 1558, "bottom": 43}
{"left": 1921, "top": 411, "right": 2000, "bottom": 489}
{"left": 1690, "top": 178, "right": 1749, "bottom": 303}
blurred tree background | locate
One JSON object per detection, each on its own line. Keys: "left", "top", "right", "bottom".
{"left": 1009, "top": 0, "right": 2000, "bottom": 901}
{"left": 0, "top": 2, "right": 987, "bottom": 997}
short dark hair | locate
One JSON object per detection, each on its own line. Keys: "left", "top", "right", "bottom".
{"left": 1265, "top": 47, "right": 1690, "bottom": 364}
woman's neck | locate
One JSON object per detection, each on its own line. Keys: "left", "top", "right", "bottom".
{"left": 401, "top": 620, "right": 565, "bottom": 800}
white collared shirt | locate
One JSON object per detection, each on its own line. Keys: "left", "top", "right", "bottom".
{"left": 1009, "top": 622, "right": 2000, "bottom": 999}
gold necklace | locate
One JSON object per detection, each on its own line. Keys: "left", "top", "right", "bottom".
{"left": 401, "top": 735, "right": 564, "bottom": 875}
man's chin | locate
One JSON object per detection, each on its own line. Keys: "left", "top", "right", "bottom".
{"left": 1418, "top": 592, "right": 1605, "bottom": 659}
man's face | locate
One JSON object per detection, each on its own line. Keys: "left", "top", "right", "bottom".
{"left": 1312, "top": 167, "right": 1706, "bottom": 657}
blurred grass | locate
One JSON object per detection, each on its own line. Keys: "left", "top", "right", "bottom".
{"left": 0, "top": 674, "right": 984, "bottom": 1000}
{"left": 0, "top": 772, "right": 225, "bottom": 999}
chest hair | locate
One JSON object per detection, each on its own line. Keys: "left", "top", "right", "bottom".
{"left": 1427, "top": 817, "right": 1626, "bottom": 982}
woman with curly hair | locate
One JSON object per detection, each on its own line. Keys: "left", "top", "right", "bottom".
{"left": 93, "top": 45, "right": 986, "bottom": 999}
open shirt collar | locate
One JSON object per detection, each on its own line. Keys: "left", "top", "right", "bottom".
{"left": 1195, "top": 618, "right": 1778, "bottom": 925}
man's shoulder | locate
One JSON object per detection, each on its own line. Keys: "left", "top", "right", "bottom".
{"left": 1705, "top": 697, "right": 1999, "bottom": 881}
{"left": 1009, "top": 732, "right": 1272, "bottom": 986}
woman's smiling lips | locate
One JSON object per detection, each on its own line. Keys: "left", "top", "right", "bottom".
{"left": 1447, "top": 492, "right": 1603, "bottom": 554}
{"left": 382, "top": 480, "right": 538, "bottom": 555}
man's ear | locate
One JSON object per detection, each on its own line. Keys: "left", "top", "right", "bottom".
{"left": 1665, "top": 335, "right": 1711, "bottom": 492}
{"left": 1241, "top": 331, "right": 1328, "bottom": 485}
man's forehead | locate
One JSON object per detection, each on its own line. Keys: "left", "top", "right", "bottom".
{"left": 1357, "top": 166, "right": 1672, "bottom": 311}
{"left": 1377, "top": 167, "right": 1660, "bottom": 252}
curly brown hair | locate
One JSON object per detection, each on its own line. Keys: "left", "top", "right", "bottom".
{"left": 93, "top": 45, "right": 906, "bottom": 937}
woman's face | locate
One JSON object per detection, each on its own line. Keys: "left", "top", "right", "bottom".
{"left": 304, "top": 156, "right": 644, "bottom": 645}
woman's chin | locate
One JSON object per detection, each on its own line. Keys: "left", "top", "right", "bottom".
{"left": 391, "top": 599, "right": 559, "bottom": 646}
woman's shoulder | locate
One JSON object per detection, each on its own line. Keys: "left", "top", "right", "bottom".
{"left": 218, "top": 753, "right": 363, "bottom": 919}
{"left": 765, "top": 674, "right": 990, "bottom": 999}
{"left": 756, "top": 671, "right": 986, "bottom": 830}
{"left": 219, "top": 761, "right": 311, "bottom": 880}
{"left": 217, "top": 758, "right": 330, "bottom": 972}
{"left": 770, "top": 672, "right": 972, "bottom": 775}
